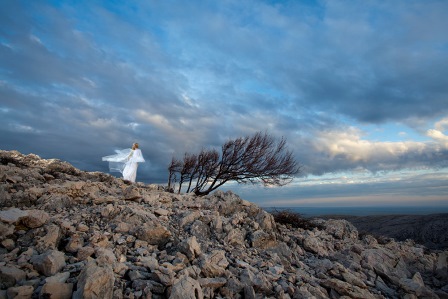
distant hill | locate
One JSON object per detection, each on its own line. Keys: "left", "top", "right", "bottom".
{"left": 319, "top": 214, "right": 448, "bottom": 250}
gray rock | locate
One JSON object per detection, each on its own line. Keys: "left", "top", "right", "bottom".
{"left": 149, "top": 266, "right": 175, "bottom": 286}
{"left": 77, "top": 246, "right": 95, "bottom": 261}
{"left": 20, "top": 210, "right": 49, "bottom": 228}
{"left": 95, "top": 247, "right": 117, "bottom": 267}
{"left": 73, "top": 260, "right": 115, "bottom": 299}
{"left": 6, "top": 285, "right": 34, "bottom": 299}
{"left": 30, "top": 250, "right": 66, "bottom": 276}
{"left": 0, "top": 222, "right": 14, "bottom": 240}
{"left": 35, "top": 224, "right": 61, "bottom": 252}
{"left": 45, "top": 271, "right": 70, "bottom": 283}
{"left": 243, "top": 285, "right": 256, "bottom": 299}
{"left": 255, "top": 210, "right": 276, "bottom": 231}
{"left": 0, "top": 266, "right": 26, "bottom": 289}
{"left": 198, "top": 277, "right": 227, "bottom": 288}
{"left": 325, "top": 219, "right": 358, "bottom": 240}
{"left": 135, "top": 223, "right": 171, "bottom": 245}
{"left": 199, "top": 250, "right": 229, "bottom": 277}
{"left": 320, "top": 278, "right": 377, "bottom": 299}
{"left": 169, "top": 276, "right": 203, "bottom": 299}
{"left": 39, "top": 282, "right": 73, "bottom": 299}
{"left": 138, "top": 256, "right": 159, "bottom": 271}
{"left": 154, "top": 208, "right": 170, "bottom": 216}
{"left": 65, "top": 234, "right": 84, "bottom": 253}
{"left": 189, "top": 220, "right": 210, "bottom": 239}
{"left": 303, "top": 236, "right": 328, "bottom": 256}
{"left": 178, "top": 236, "right": 202, "bottom": 260}
{"left": 179, "top": 211, "right": 201, "bottom": 227}
{"left": 1, "top": 238, "right": 15, "bottom": 250}
{"left": 0, "top": 208, "right": 28, "bottom": 224}
{"left": 249, "top": 230, "right": 277, "bottom": 249}
{"left": 224, "top": 228, "right": 245, "bottom": 246}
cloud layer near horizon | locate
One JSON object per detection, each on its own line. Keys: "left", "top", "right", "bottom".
{"left": 1, "top": 0, "right": 447, "bottom": 205}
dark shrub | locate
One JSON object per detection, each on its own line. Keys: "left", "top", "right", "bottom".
{"left": 271, "top": 209, "right": 323, "bottom": 230}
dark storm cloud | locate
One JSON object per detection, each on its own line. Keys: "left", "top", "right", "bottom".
{"left": 1, "top": 0, "right": 447, "bottom": 203}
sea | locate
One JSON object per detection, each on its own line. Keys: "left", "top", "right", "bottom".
{"left": 262, "top": 206, "right": 448, "bottom": 218}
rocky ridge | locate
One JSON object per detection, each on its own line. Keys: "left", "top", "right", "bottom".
{"left": 0, "top": 149, "right": 447, "bottom": 299}
{"left": 320, "top": 214, "right": 448, "bottom": 251}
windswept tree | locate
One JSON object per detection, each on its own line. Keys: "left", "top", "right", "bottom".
{"left": 167, "top": 131, "right": 300, "bottom": 195}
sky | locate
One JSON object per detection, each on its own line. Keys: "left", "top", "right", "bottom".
{"left": 1, "top": 0, "right": 448, "bottom": 208}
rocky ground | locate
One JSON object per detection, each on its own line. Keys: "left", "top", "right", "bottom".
{"left": 320, "top": 214, "right": 448, "bottom": 251}
{"left": 0, "top": 149, "right": 447, "bottom": 299}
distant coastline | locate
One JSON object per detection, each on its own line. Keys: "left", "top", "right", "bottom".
{"left": 263, "top": 206, "right": 448, "bottom": 217}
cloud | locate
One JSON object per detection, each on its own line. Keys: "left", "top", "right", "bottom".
{"left": 295, "top": 120, "right": 448, "bottom": 176}
{"left": 427, "top": 118, "right": 448, "bottom": 148}
{"left": 0, "top": 0, "right": 447, "bottom": 205}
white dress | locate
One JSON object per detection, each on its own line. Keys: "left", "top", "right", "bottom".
{"left": 102, "top": 148, "right": 145, "bottom": 182}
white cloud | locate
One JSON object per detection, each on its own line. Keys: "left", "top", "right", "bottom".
{"left": 435, "top": 118, "right": 448, "bottom": 132}
{"left": 312, "top": 126, "right": 426, "bottom": 163}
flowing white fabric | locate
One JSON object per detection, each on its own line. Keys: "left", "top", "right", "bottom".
{"left": 102, "top": 148, "right": 145, "bottom": 182}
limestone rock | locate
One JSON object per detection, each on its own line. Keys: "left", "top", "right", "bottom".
{"left": 0, "top": 266, "right": 26, "bottom": 289}
{"left": 1, "top": 150, "right": 447, "bottom": 299}
{"left": 179, "top": 236, "right": 202, "bottom": 260}
{"left": 77, "top": 246, "right": 95, "bottom": 261}
{"left": 20, "top": 210, "right": 49, "bottom": 228}
{"left": 135, "top": 223, "right": 171, "bottom": 245}
{"left": 199, "top": 250, "right": 229, "bottom": 277}
{"left": 179, "top": 210, "right": 201, "bottom": 227}
{"left": 73, "top": 260, "right": 115, "bottom": 299}
{"left": 65, "top": 234, "right": 84, "bottom": 253}
{"left": 6, "top": 285, "right": 34, "bottom": 299}
{"left": 95, "top": 247, "right": 117, "bottom": 267}
{"left": 320, "top": 278, "right": 377, "bottom": 299}
{"left": 35, "top": 224, "right": 61, "bottom": 252}
{"left": 249, "top": 230, "right": 277, "bottom": 249}
{"left": 325, "top": 219, "right": 358, "bottom": 240}
{"left": 0, "top": 208, "right": 28, "bottom": 224}
{"left": 40, "top": 282, "right": 73, "bottom": 299}
{"left": 169, "top": 276, "right": 203, "bottom": 299}
{"left": 30, "top": 250, "right": 66, "bottom": 276}
{"left": 0, "top": 222, "right": 14, "bottom": 240}
{"left": 303, "top": 235, "right": 328, "bottom": 256}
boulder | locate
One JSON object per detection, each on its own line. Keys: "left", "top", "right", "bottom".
{"left": 320, "top": 278, "right": 377, "bottom": 299}
{"left": 135, "top": 223, "right": 171, "bottom": 245}
{"left": 30, "top": 250, "right": 66, "bottom": 276}
{"left": 73, "top": 260, "right": 115, "bottom": 299}
{"left": 249, "top": 230, "right": 277, "bottom": 249}
{"left": 179, "top": 236, "right": 202, "bottom": 260}
{"left": 40, "top": 282, "right": 73, "bottom": 299}
{"left": 169, "top": 276, "right": 203, "bottom": 299}
{"left": 20, "top": 210, "right": 49, "bottom": 228}
{"left": 6, "top": 285, "right": 34, "bottom": 299}
{"left": 325, "top": 219, "right": 358, "bottom": 240}
{"left": 65, "top": 234, "right": 84, "bottom": 253}
{"left": 0, "top": 222, "right": 14, "bottom": 240}
{"left": 0, "top": 208, "right": 28, "bottom": 224}
{"left": 199, "top": 250, "right": 229, "bottom": 277}
{"left": 0, "top": 266, "right": 26, "bottom": 289}
{"left": 179, "top": 211, "right": 201, "bottom": 227}
{"left": 303, "top": 236, "right": 328, "bottom": 256}
{"left": 77, "top": 246, "right": 95, "bottom": 261}
{"left": 35, "top": 224, "right": 61, "bottom": 252}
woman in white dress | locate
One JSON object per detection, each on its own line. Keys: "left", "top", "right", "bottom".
{"left": 102, "top": 143, "right": 145, "bottom": 182}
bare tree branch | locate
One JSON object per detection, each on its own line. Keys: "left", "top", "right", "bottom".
{"left": 168, "top": 131, "right": 300, "bottom": 196}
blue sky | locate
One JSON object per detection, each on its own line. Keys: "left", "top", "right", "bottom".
{"left": 1, "top": 0, "right": 448, "bottom": 207}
